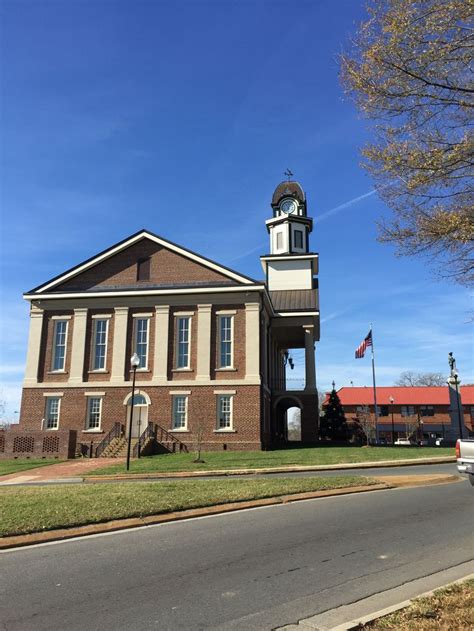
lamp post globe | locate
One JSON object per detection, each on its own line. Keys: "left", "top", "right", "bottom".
{"left": 126, "top": 353, "right": 140, "bottom": 471}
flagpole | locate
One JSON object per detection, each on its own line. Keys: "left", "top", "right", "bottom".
{"left": 370, "top": 323, "right": 379, "bottom": 443}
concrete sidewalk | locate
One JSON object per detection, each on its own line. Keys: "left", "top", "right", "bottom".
{"left": 0, "top": 458, "right": 122, "bottom": 485}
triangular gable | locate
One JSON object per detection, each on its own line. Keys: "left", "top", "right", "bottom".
{"left": 27, "top": 230, "right": 256, "bottom": 294}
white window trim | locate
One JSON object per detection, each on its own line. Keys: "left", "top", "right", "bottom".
{"left": 91, "top": 314, "right": 112, "bottom": 320}
{"left": 171, "top": 394, "right": 188, "bottom": 431}
{"left": 175, "top": 315, "right": 192, "bottom": 370}
{"left": 216, "top": 393, "right": 233, "bottom": 431}
{"left": 51, "top": 315, "right": 72, "bottom": 320}
{"left": 91, "top": 318, "right": 109, "bottom": 372}
{"left": 134, "top": 317, "right": 150, "bottom": 370}
{"left": 218, "top": 314, "right": 234, "bottom": 369}
{"left": 132, "top": 312, "right": 153, "bottom": 318}
{"left": 51, "top": 319, "right": 69, "bottom": 373}
{"left": 44, "top": 396, "right": 61, "bottom": 431}
{"left": 85, "top": 396, "right": 103, "bottom": 432}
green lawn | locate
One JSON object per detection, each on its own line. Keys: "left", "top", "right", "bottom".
{"left": 0, "top": 459, "right": 63, "bottom": 477}
{"left": 0, "top": 475, "right": 375, "bottom": 536}
{"left": 89, "top": 446, "right": 454, "bottom": 476}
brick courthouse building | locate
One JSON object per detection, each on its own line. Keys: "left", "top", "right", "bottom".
{"left": 14, "top": 180, "right": 320, "bottom": 457}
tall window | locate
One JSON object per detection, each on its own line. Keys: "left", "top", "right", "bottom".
{"left": 92, "top": 319, "right": 108, "bottom": 370}
{"left": 176, "top": 317, "right": 190, "bottom": 368}
{"left": 276, "top": 232, "right": 283, "bottom": 249}
{"left": 217, "top": 395, "right": 233, "bottom": 429}
{"left": 86, "top": 397, "right": 102, "bottom": 430}
{"left": 52, "top": 320, "right": 68, "bottom": 371}
{"left": 45, "top": 397, "right": 60, "bottom": 429}
{"left": 219, "top": 316, "right": 233, "bottom": 368}
{"left": 172, "top": 396, "right": 188, "bottom": 429}
{"left": 401, "top": 405, "right": 415, "bottom": 417}
{"left": 135, "top": 318, "right": 149, "bottom": 369}
{"left": 294, "top": 230, "right": 303, "bottom": 249}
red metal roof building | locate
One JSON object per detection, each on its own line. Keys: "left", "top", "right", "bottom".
{"left": 326, "top": 385, "right": 474, "bottom": 443}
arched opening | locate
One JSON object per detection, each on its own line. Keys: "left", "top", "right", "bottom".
{"left": 123, "top": 391, "right": 150, "bottom": 438}
{"left": 274, "top": 396, "right": 303, "bottom": 445}
{"left": 287, "top": 407, "right": 301, "bottom": 442}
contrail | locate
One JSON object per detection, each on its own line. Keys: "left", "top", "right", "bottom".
{"left": 315, "top": 189, "right": 377, "bottom": 224}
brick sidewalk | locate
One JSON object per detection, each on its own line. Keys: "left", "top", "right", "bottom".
{"left": 0, "top": 458, "right": 123, "bottom": 484}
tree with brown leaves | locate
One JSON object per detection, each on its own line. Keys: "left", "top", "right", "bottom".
{"left": 341, "top": 0, "right": 474, "bottom": 285}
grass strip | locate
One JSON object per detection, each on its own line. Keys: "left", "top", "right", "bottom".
{"left": 0, "top": 475, "right": 375, "bottom": 536}
{"left": 89, "top": 447, "right": 454, "bottom": 476}
{"left": 0, "top": 459, "right": 63, "bottom": 477}
{"left": 361, "top": 579, "right": 474, "bottom": 630}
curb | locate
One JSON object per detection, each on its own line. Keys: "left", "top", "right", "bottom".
{"left": 86, "top": 457, "right": 456, "bottom": 482}
{"left": 0, "top": 483, "right": 389, "bottom": 550}
{"left": 278, "top": 569, "right": 474, "bottom": 630}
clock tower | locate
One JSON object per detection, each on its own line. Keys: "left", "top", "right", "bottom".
{"left": 260, "top": 180, "right": 318, "bottom": 291}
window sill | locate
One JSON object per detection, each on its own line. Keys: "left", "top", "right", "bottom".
{"left": 169, "top": 429, "right": 190, "bottom": 433}
{"left": 82, "top": 429, "right": 104, "bottom": 434}
{"left": 214, "top": 429, "right": 236, "bottom": 433}
{"left": 88, "top": 370, "right": 109, "bottom": 374}
{"left": 215, "top": 367, "right": 237, "bottom": 372}
{"left": 45, "top": 427, "right": 59, "bottom": 431}
{"left": 134, "top": 369, "right": 151, "bottom": 373}
{"left": 47, "top": 371, "right": 68, "bottom": 375}
{"left": 172, "top": 368, "right": 194, "bottom": 373}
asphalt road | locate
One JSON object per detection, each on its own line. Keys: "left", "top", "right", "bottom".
{"left": 1, "top": 471, "right": 473, "bottom": 630}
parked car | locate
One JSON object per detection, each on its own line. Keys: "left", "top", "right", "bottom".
{"left": 394, "top": 438, "right": 414, "bottom": 446}
{"left": 456, "top": 439, "right": 474, "bottom": 487}
{"left": 435, "top": 438, "right": 445, "bottom": 446}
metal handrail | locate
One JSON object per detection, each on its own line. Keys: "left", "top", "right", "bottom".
{"left": 155, "top": 423, "right": 188, "bottom": 453}
{"left": 133, "top": 422, "right": 156, "bottom": 457}
{"left": 95, "top": 422, "right": 123, "bottom": 457}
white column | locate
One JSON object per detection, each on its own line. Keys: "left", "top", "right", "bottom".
{"left": 23, "top": 306, "right": 44, "bottom": 385}
{"left": 153, "top": 305, "right": 169, "bottom": 383}
{"left": 245, "top": 303, "right": 260, "bottom": 381}
{"left": 196, "top": 304, "right": 212, "bottom": 381}
{"left": 304, "top": 325, "right": 316, "bottom": 392}
{"left": 69, "top": 308, "right": 88, "bottom": 384}
{"left": 110, "top": 307, "right": 129, "bottom": 384}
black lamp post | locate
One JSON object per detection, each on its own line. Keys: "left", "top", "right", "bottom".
{"left": 389, "top": 396, "right": 395, "bottom": 445}
{"left": 126, "top": 353, "right": 140, "bottom": 471}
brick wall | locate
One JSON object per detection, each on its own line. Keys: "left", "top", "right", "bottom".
{"left": 55, "top": 240, "right": 233, "bottom": 291}
{"left": 20, "top": 385, "right": 262, "bottom": 453}
{"left": 0, "top": 428, "right": 76, "bottom": 460}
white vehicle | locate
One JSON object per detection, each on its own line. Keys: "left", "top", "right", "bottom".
{"left": 394, "top": 438, "right": 414, "bottom": 446}
{"left": 456, "top": 439, "right": 474, "bottom": 487}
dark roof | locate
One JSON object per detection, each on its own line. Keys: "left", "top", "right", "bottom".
{"left": 271, "top": 181, "right": 306, "bottom": 205}
{"left": 270, "top": 289, "right": 318, "bottom": 312}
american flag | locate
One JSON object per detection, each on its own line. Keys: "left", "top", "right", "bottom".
{"left": 355, "top": 330, "right": 372, "bottom": 359}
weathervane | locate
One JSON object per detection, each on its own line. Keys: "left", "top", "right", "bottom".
{"left": 284, "top": 168, "right": 293, "bottom": 181}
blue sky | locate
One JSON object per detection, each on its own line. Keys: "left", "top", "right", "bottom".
{"left": 1, "top": 0, "right": 472, "bottom": 419}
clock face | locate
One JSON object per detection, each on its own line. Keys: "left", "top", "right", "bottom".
{"left": 280, "top": 199, "right": 297, "bottom": 214}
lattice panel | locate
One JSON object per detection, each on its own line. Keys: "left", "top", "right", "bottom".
{"left": 0, "top": 433, "right": 5, "bottom": 453}
{"left": 13, "top": 436, "right": 35, "bottom": 453}
{"left": 42, "top": 435, "right": 60, "bottom": 453}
